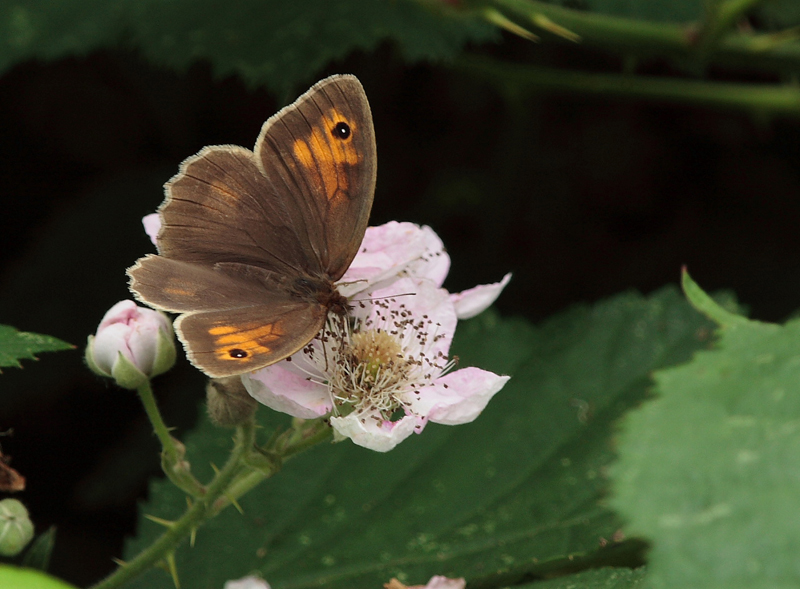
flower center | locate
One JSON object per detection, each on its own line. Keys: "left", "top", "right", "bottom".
{"left": 330, "top": 328, "right": 410, "bottom": 419}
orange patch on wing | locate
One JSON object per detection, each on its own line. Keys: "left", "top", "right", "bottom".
{"left": 209, "top": 322, "right": 285, "bottom": 361}
{"left": 163, "top": 286, "right": 195, "bottom": 297}
{"left": 291, "top": 108, "right": 360, "bottom": 202}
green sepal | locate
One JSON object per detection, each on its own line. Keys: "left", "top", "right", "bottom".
{"left": 150, "top": 320, "right": 177, "bottom": 378}
{"left": 111, "top": 351, "right": 149, "bottom": 390}
{"left": 21, "top": 526, "right": 56, "bottom": 571}
{"left": 84, "top": 335, "right": 105, "bottom": 376}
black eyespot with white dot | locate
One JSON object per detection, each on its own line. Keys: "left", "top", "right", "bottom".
{"left": 332, "top": 121, "right": 351, "bottom": 140}
{"left": 229, "top": 349, "right": 248, "bottom": 359}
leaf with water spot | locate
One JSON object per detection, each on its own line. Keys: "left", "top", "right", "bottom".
{"left": 519, "top": 566, "right": 647, "bottom": 588}
{"left": 125, "top": 286, "right": 718, "bottom": 588}
{"left": 610, "top": 279, "right": 800, "bottom": 588}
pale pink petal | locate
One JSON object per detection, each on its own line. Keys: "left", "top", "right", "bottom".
{"left": 93, "top": 300, "right": 172, "bottom": 374}
{"left": 403, "top": 225, "right": 450, "bottom": 287}
{"left": 142, "top": 213, "right": 161, "bottom": 247}
{"left": 340, "top": 222, "right": 450, "bottom": 297}
{"left": 450, "top": 273, "right": 512, "bottom": 320}
{"left": 242, "top": 367, "right": 332, "bottom": 419}
{"left": 224, "top": 576, "right": 271, "bottom": 589}
{"left": 423, "top": 576, "right": 466, "bottom": 589}
{"left": 408, "top": 367, "right": 509, "bottom": 426}
{"left": 330, "top": 412, "right": 419, "bottom": 452}
{"left": 366, "top": 277, "right": 457, "bottom": 359}
{"left": 92, "top": 323, "right": 135, "bottom": 373}
{"left": 126, "top": 316, "right": 162, "bottom": 374}
{"left": 98, "top": 300, "right": 141, "bottom": 330}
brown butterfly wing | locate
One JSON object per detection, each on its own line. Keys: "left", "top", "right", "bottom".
{"left": 255, "top": 74, "right": 376, "bottom": 280}
{"left": 128, "top": 75, "right": 375, "bottom": 376}
{"left": 176, "top": 305, "right": 326, "bottom": 377}
{"left": 156, "top": 74, "right": 375, "bottom": 280}
{"left": 129, "top": 256, "right": 325, "bottom": 377}
{"left": 157, "top": 145, "right": 310, "bottom": 276}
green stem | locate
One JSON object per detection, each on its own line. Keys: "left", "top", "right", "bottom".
{"left": 211, "top": 422, "right": 333, "bottom": 515}
{"left": 484, "top": 0, "right": 800, "bottom": 74}
{"left": 456, "top": 55, "right": 800, "bottom": 118}
{"left": 136, "top": 380, "right": 179, "bottom": 462}
{"left": 89, "top": 420, "right": 256, "bottom": 589}
{"left": 699, "top": 0, "right": 768, "bottom": 53}
{"left": 136, "top": 381, "right": 204, "bottom": 496}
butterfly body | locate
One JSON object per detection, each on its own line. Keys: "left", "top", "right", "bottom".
{"left": 128, "top": 75, "right": 375, "bottom": 377}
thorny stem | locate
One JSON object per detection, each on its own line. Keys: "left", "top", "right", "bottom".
{"left": 481, "top": 0, "right": 800, "bottom": 74}
{"left": 211, "top": 422, "right": 333, "bottom": 515}
{"left": 456, "top": 55, "right": 800, "bottom": 119}
{"left": 135, "top": 380, "right": 205, "bottom": 497}
{"left": 89, "top": 416, "right": 328, "bottom": 589}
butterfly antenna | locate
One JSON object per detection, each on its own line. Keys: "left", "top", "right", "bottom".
{"left": 350, "top": 291, "right": 417, "bottom": 304}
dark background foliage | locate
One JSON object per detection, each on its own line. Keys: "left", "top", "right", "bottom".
{"left": 2, "top": 5, "right": 800, "bottom": 585}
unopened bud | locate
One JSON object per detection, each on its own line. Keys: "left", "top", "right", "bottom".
{"left": 86, "top": 300, "right": 176, "bottom": 389}
{"left": 207, "top": 377, "right": 257, "bottom": 427}
{"left": 0, "top": 498, "right": 34, "bottom": 556}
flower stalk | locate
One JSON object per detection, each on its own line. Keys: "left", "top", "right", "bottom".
{"left": 89, "top": 415, "right": 328, "bottom": 589}
{"left": 136, "top": 380, "right": 205, "bottom": 498}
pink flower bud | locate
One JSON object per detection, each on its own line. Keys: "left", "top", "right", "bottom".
{"left": 86, "top": 300, "right": 175, "bottom": 388}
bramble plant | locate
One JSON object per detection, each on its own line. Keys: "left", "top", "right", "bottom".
{"left": 3, "top": 0, "right": 800, "bottom": 588}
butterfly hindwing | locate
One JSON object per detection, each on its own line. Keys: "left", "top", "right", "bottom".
{"left": 176, "top": 304, "right": 327, "bottom": 377}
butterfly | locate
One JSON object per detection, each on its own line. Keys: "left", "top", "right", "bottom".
{"left": 128, "top": 75, "right": 376, "bottom": 378}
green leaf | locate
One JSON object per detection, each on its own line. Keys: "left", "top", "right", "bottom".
{"left": 544, "top": 0, "right": 704, "bottom": 23}
{"left": 125, "top": 286, "right": 716, "bottom": 589}
{"left": 611, "top": 280, "right": 800, "bottom": 588}
{"left": 0, "top": 325, "right": 73, "bottom": 370}
{"left": 0, "top": 0, "right": 495, "bottom": 96}
{"left": 756, "top": 0, "right": 800, "bottom": 29}
{"left": 0, "top": 564, "right": 78, "bottom": 589}
{"left": 520, "top": 566, "right": 647, "bottom": 588}
{"left": 20, "top": 527, "right": 56, "bottom": 572}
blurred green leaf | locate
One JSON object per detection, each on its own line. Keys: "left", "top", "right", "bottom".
{"left": 543, "top": 0, "right": 704, "bottom": 23}
{"left": 756, "top": 0, "right": 800, "bottom": 29}
{"left": 20, "top": 527, "right": 56, "bottom": 572}
{"left": 125, "top": 286, "right": 716, "bottom": 588}
{"left": 521, "top": 566, "right": 647, "bottom": 588}
{"left": 0, "top": 564, "right": 77, "bottom": 589}
{"left": 582, "top": 0, "right": 704, "bottom": 23}
{"left": 611, "top": 281, "right": 800, "bottom": 588}
{"left": 0, "top": 0, "right": 495, "bottom": 96}
{"left": 0, "top": 325, "right": 72, "bottom": 370}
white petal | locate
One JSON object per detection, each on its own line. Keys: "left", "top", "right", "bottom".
{"left": 142, "top": 213, "right": 161, "bottom": 247}
{"left": 224, "top": 576, "right": 271, "bottom": 589}
{"left": 403, "top": 225, "right": 450, "bottom": 287}
{"left": 367, "top": 277, "right": 457, "bottom": 359}
{"left": 242, "top": 367, "right": 332, "bottom": 419}
{"left": 92, "top": 323, "right": 134, "bottom": 374}
{"left": 424, "top": 576, "right": 466, "bottom": 589}
{"left": 97, "top": 300, "right": 139, "bottom": 331}
{"left": 340, "top": 222, "right": 451, "bottom": 297}
{"left": 412, "top": 368, "right": 510, "bottom": 425}
{"left": 450, "top": 273, "right": 512, "bottom": 320}
{"left": 330, "top": 413, "right": 419, "bottom": 452}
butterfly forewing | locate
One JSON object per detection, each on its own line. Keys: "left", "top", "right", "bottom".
{"left": 255, "top": 74, "right": 376, "bottom": 280}
{"left": 127, "top": 74, "right": 376, "bottom": 377}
